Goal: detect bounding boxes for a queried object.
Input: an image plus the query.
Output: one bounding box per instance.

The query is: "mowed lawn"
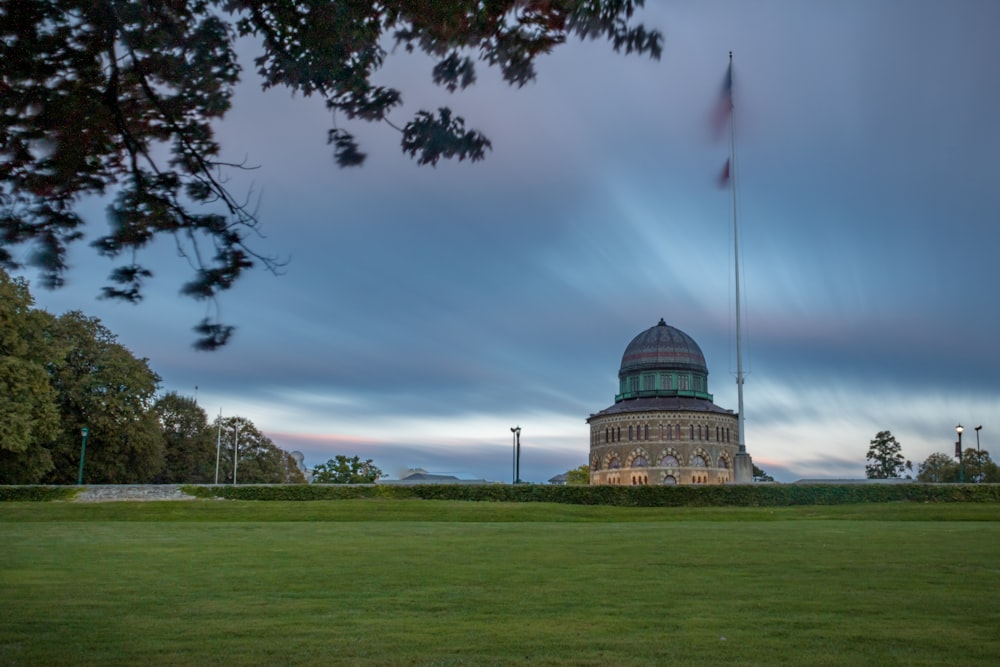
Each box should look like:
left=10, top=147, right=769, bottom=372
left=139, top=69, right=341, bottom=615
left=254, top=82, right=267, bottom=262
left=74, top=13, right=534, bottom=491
left=1, top=500, right=999, bottom=666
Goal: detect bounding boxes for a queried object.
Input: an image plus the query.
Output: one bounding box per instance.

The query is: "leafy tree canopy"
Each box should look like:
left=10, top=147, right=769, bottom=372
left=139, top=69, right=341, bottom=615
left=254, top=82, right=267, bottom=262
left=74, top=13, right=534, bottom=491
left=752, top=464, right=773, bottom=483
left=154, top=391, right=218, bottom=483
left=312, top=454, right=383, bottom=484
left=958, top=447, right=998, bottom=484
left=45, top=311, right=164, bottom=483
left=0, top=270, right=61, bottom=483
left=213, top=415, right=307, bottom=484
left=565, top=464, right=590, bottom=485
left=916, top=452, right=958, bottom=484
left=865, top=430, right=912, bottom=480
left=917, top=449, right=998, bottom=484
left=0, top=1, right=661, bottom=348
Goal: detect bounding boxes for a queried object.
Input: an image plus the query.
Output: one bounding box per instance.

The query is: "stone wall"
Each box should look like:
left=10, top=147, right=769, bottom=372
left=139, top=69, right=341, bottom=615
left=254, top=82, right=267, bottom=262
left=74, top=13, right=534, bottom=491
left=73, top=485, right=198, bottom=502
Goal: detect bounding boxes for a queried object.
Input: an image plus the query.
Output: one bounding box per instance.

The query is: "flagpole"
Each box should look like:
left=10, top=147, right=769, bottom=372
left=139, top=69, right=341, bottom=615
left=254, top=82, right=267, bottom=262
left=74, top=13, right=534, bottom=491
left=728, top=51, right=746, bottom=455
left=725, top=52, right=754, bottom=483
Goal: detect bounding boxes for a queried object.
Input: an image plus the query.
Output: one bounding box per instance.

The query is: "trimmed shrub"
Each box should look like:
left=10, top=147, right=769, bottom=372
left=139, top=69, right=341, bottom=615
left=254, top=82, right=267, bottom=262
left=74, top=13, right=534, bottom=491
left=180, top=483, right=1000, bottom=505
left=0, top=486, right=81, bottom=502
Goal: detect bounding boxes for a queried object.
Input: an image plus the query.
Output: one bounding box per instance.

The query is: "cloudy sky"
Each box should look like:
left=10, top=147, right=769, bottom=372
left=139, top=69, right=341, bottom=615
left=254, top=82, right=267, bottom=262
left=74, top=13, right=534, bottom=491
left=14, top=0, right=1000, bottom=482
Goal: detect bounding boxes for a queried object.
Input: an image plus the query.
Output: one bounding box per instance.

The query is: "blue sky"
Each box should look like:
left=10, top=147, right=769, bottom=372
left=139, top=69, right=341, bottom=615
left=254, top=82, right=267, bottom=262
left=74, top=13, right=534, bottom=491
left=14, top=0, right=1000, bottom=481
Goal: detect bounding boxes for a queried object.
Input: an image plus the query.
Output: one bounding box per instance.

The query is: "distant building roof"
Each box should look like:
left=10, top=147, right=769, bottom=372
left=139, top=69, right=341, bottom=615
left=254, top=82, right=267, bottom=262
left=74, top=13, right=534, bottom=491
left=793, top=478, right=912, bottom=484
left=377, top=471, right=492, bottom=485
left=548, top=473, right=568, bottom=485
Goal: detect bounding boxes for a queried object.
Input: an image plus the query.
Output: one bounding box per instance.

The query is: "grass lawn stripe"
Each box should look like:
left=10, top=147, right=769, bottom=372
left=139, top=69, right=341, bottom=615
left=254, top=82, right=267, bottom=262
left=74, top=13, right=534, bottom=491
left=1, top=501, right=998, bottom=665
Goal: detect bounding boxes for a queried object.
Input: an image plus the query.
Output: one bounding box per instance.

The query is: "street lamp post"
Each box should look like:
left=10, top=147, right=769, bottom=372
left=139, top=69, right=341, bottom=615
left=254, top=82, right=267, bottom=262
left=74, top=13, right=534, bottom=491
left=515, top=428, right=521, bottom=484
left=956, top=424, right=964, bottom=484
left=975, top=425, right=983, bottom=483
left=233, top=420, right=241, bottom=485
left=510, top=426, right=521, bottom=484
left=77, top=426, right=89, bottom=485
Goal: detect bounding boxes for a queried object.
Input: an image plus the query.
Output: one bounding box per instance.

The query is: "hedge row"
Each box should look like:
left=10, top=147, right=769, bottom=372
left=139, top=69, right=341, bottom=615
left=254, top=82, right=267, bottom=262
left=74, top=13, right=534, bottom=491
left=3, top=483, right=996, bottom=504
left=0, top=486, right=80, bottom=502
left=180, top=483, right=1000, bottom=505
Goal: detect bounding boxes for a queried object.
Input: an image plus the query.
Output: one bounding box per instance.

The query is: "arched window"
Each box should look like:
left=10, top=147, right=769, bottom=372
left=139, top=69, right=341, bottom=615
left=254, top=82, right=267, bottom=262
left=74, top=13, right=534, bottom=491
left=608, top=457, right=621, bottom=470
left=663, top=475, right=677, bottom=485
left=628, top=425, right=634, bottom=441
left=718, top=457, right=730, bottom=469
left=689, top=425, right=694, bottom=440
left=644, top=424, right=649, bottom=440
left=632, top=456, right=648, bottom=468
left=659, top=455, right=679, bottom=467
left=692, top=455, right=707, bottom=467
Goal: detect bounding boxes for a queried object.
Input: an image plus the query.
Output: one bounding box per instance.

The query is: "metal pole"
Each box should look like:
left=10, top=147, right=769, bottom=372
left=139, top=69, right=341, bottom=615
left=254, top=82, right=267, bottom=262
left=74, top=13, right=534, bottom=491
left=77, top=426, right=89, bottom=485
left=975, top=425, right=982, bottom=483
left=956, top=425, right=964, bottom=483
left=510, top=426, right=518, bottom=484
left=214, top=410, right=222, bottom=484
left=515, top=429, right=521, bottom=484
left=233, top=420, right=240, bottom=485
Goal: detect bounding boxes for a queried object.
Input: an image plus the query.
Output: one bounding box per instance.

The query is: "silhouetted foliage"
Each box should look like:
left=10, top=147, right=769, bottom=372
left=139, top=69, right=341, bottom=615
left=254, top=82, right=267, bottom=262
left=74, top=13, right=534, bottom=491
left=0, top=1, right=661, bottom=347
left=865, top=430, right=912, bottom=479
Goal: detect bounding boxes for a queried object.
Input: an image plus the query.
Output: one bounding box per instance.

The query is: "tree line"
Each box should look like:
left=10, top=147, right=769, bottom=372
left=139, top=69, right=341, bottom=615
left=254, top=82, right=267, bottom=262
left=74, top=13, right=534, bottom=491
left=867, top=430, right=998, bottom=483
left=0, top=268, right=305, bottom=485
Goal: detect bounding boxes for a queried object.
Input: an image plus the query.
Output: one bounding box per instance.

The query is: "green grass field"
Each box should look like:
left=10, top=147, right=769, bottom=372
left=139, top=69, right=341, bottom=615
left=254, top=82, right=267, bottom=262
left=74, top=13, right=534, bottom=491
left=2, top=500, right=999, bottom=666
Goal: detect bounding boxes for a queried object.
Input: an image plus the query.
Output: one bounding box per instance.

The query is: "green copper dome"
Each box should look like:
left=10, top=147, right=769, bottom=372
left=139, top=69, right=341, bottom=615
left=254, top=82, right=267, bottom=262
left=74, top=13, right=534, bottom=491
left=615, top=319, right=713, bottom=402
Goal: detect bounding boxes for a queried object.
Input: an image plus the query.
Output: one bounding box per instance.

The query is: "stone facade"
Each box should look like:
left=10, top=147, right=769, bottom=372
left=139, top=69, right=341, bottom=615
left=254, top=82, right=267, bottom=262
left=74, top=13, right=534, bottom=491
left=587, top=319, right=741, bottom=486
left=589, top=409, right=737, bottom=485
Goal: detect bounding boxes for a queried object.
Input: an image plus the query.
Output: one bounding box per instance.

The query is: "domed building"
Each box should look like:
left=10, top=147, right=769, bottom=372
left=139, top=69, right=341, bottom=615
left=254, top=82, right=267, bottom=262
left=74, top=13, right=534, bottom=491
left=587, top=319, right=751, bottom=485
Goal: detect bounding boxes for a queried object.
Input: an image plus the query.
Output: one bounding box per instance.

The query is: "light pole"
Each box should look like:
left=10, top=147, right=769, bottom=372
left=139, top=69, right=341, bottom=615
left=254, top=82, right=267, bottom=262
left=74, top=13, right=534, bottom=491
left=214, top=410, right=222, bottom=485
left=975, top=425, right=983, bottom=483
left=510, top=426, right=521, bottom=484
left=233, top=420, right=241, bottom=485
left=77, top=426, right=89, bottom=485
left=955, top=424, right=964, bottom=484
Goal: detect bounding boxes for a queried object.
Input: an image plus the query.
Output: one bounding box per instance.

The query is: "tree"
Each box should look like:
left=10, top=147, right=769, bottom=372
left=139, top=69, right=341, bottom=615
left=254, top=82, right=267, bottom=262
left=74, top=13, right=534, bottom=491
left=0, top=1, right=662, bottom=348
left=916, top=452, right=958, bottom=483
left=44, top=312, right=164, bottom=484
left=752, top=464, right=774, bottom=483
left=312, top=455, right=383, bottom=484
left=865, top=430, right=912, bottom=479
left=565, top=464, right=590, bottom=485
left=154, top=392, right=218, bottom=483
left=213, top=415, right=306, bottom=484
left=959, top=447, right=999, bottom=484
left=0, top=270, right=61, bottom=483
